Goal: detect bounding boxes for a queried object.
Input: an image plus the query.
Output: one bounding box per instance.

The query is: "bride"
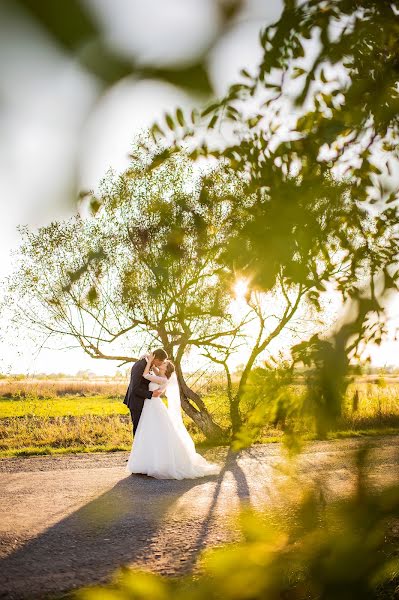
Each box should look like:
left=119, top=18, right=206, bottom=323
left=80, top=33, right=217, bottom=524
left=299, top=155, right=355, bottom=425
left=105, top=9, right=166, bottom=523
left=126, top=353, right=220, bottom=480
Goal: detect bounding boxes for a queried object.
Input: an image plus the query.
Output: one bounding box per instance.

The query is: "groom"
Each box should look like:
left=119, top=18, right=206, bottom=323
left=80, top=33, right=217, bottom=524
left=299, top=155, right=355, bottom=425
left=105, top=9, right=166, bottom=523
left=124, top=348, right=168, bottom=434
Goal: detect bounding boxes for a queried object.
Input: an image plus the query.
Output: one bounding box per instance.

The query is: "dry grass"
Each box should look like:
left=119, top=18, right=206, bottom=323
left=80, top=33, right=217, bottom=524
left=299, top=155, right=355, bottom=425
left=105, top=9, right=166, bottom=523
left=0, top=379, right=127, bottom=399
left=340, top=381, right=399, bottom=425
left=0, top=371, right=230, bottom=399
left=0, top=415, right=132, bottom=456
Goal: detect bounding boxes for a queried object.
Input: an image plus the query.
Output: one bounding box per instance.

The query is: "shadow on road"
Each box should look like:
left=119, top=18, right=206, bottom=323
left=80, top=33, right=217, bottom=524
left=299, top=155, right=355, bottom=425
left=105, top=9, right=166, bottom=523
left=0, top=471, right=214, bottom=599
left=183, top=449, right=252, bottom=571
left=0, top=448, right=257, bottom=599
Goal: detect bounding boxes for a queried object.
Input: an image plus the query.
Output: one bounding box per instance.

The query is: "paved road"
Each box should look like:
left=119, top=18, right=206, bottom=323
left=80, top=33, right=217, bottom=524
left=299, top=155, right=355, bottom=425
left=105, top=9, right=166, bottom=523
left=0, top=437, right=398, bottom=599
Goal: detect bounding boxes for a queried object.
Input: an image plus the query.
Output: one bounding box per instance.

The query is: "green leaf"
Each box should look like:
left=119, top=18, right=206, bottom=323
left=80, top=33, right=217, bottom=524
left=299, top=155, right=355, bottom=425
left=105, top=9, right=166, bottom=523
left=292, top=67, right=306, bottom=79
left=175, top=107, right=184, bottom=127
left=368, top=163, right=382, bottom=175
left=208, top=114, right=219, bottom=129
left=191, top=108, right=199, bottom=125
left=165, top=113, right=175, bottom=131
left=201, top=103, right=220, bottom=118
left=240, top=68, right=251, bottom=79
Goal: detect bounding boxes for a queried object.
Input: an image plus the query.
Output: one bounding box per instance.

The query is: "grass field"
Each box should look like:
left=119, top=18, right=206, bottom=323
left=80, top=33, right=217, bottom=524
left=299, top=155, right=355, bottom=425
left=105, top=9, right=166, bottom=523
left=0, top=395, right=128, bottom=418
left=0, top=377, right=398, bottom=457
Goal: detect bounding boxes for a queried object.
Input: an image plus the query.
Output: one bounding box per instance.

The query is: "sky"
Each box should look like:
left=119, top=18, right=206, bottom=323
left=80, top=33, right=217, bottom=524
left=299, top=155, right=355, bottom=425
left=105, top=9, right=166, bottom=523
left=0, top=0, right=398, bottom=375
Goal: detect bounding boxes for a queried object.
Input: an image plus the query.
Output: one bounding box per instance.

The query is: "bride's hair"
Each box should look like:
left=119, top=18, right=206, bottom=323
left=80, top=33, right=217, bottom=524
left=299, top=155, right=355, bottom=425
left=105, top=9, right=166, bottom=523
left=165, top=360, right=175, bottom=379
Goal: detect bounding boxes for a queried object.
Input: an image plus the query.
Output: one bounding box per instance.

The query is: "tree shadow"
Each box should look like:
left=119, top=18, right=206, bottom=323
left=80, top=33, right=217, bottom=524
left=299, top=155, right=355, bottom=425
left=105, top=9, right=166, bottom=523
left=182, top=449, right=252, bottom=572
left=0, top=472, right=210, bottom=599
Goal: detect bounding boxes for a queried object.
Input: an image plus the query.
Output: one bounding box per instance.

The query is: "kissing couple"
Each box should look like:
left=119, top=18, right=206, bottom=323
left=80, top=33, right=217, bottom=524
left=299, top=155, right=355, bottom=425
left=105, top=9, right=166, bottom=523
left=123, top=348, right=220, bottom=480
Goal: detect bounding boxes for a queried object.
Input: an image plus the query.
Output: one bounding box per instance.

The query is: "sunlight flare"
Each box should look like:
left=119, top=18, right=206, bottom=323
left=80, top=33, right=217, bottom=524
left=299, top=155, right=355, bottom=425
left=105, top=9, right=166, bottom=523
left=234, top=278, right=249, bottom=300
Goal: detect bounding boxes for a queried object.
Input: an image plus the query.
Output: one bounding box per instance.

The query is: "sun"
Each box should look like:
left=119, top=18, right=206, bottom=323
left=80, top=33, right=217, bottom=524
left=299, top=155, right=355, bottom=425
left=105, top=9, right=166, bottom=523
left=233, top=278, right=249, bottom=300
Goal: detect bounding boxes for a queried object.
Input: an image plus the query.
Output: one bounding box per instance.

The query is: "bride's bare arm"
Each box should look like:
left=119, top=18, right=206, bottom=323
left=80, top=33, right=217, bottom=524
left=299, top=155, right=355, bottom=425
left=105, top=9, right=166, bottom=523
left=143, top=355, right=152, bottom=378
left=143, top=372, right=167, bottom=384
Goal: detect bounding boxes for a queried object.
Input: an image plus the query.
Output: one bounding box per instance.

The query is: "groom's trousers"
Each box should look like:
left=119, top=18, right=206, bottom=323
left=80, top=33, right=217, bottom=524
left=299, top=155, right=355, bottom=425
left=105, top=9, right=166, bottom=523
left=123, top=358, right=153, bottom=435
left=130, top=399, right=145, bottom=435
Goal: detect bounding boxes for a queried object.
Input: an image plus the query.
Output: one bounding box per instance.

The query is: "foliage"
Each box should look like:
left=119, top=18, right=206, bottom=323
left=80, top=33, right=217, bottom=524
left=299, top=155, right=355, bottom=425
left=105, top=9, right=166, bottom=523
left=232, top=362, right=300, bottom=452
left=6, top=0, right=246, bottom=94
left=150, top=0, right=399, bottom=296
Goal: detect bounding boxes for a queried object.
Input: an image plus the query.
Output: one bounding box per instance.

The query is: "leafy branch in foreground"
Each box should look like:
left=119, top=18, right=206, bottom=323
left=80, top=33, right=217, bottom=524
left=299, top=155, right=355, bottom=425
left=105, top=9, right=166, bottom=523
left=147, top=0, right=399, bottom=320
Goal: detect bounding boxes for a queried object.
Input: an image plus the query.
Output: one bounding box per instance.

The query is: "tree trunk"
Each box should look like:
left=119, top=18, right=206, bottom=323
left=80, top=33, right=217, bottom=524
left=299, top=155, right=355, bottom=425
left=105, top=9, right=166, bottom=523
left=230, top=396, right=242, bottom=436
left=180, top=395, right=225, bottom=441
left=175, top=363, right=226, bottom=442
left=157, top=334, right=226, bottom=442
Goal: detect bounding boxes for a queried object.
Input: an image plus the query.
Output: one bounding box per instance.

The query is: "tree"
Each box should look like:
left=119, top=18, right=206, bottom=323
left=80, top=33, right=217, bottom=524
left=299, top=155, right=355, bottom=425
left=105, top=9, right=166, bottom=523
left=7, top=153, right=248, bottom=440
left=200, top=281, right=320, bottom=435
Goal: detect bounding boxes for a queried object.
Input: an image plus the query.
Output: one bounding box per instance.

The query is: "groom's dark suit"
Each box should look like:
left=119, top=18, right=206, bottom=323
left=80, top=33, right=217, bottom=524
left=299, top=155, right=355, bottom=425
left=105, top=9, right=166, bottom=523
left=123, top=358, right=153, bottom=434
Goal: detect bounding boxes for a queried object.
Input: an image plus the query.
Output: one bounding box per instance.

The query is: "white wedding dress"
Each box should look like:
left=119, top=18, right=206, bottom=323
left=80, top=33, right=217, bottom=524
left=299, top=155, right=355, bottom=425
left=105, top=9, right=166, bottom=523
left=126, top=375, right=220, bottom=480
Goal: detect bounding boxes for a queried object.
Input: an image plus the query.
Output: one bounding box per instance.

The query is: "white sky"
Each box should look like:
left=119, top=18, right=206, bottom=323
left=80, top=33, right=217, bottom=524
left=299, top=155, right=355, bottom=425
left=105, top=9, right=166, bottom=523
left=0, top=0, right=397, bottom=375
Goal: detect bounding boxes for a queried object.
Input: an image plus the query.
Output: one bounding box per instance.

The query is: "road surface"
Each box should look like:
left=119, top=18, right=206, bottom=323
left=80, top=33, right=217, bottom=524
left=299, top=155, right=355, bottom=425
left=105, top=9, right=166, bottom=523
left=0, top=436, right=398, bottom=599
